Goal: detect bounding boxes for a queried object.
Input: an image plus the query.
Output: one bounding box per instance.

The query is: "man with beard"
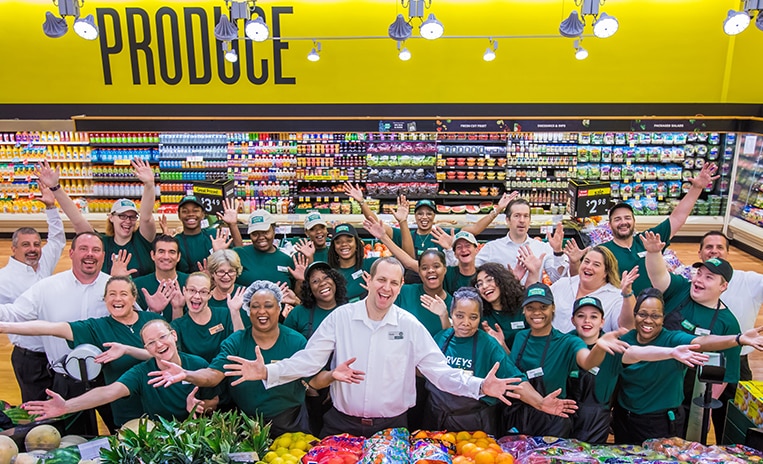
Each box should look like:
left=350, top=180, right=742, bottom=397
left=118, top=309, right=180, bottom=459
left=601, top=162, right=718, bottom=295
left=0, top=183, right=65, bottom=402
left=0, top=232, right=111, bottom=435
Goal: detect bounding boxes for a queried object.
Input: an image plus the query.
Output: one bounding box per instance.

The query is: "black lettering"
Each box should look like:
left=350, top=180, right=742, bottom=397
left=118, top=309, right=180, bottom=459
left=96, top=8, right=122, bottom=85
left=271, top=6, right=295, bottom=85
left=155, top=7, right=182, bottom=85
left=213, top=7, right=240, bottom=84
left=125, top=8, right=156, bottom=85
left=184, top=7, right=212, bottom=84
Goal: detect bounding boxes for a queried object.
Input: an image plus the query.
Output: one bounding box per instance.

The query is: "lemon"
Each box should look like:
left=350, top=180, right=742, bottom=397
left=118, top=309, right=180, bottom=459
left=263, top=451, right=278, bottom=462
left=275, top=447, right=290, bottom=457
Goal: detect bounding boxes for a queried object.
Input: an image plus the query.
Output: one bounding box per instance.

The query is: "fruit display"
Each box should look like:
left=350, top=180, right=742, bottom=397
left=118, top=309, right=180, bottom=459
left=258, top=431, right=318, bottom=463
left=23, top=425, right=60, bottom=452
left=0, top=435, right=18, bottom=464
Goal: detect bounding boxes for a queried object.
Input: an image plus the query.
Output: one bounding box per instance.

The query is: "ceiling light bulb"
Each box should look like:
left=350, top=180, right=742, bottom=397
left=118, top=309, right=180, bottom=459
left=398, top=47, right=411, bottom=61
left=723, top=10, right=751, bottom=35
left=245, top=17, right=269, bottom=42
left=42, top=11, right=68, bottom=38
left=575, top=46, right=589, bottom=60
left=307, top=48, right=320, bottom=62
left=420, top=13, right=444, bottom=40
left=592, top=12, right=619, bottom=38
left=225, top=48, right=238, bottom=63
left=73, top=14, right=98, bottom=40
left=483, top=47, right=496, bottom=62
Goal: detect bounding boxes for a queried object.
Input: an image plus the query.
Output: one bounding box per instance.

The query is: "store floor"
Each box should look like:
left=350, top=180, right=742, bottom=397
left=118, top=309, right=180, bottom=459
left=0, top=239, right=761, bottom=442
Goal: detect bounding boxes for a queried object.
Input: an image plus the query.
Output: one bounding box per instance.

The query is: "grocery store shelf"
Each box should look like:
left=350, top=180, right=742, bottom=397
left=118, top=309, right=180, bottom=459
left=437, top=166, right=506, bottom=171
left=437, top=194, right=502, bottom=200
left=728, top=217, right=763, bottom=252
left=90, top=143, right=158, bottom=147
left=440, top=179, right=506, bottom=184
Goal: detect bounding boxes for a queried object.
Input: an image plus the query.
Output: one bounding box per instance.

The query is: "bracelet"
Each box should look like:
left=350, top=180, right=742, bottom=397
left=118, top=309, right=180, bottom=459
left=49, top=184, right=61, bottom=192
left=621, top=291, right=634, bottom=298
left=553, top=251, right=564, bottom=257
left=45, top=205, right=57, bottom=210
left=736, top=333, right=743, bottom=346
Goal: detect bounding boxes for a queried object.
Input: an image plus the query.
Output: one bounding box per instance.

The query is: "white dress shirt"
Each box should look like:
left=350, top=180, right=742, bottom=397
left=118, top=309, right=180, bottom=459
left=475, top=234, right=568, bottom=283
left=550, top=275, right=623, bottom=333
left=721, top=270, right=763, bottom=356
left=0, top=208, right=66, bottom=351
left=0, top=271, right=110, bottom=372
left=264, top=299, right=483, bottom=418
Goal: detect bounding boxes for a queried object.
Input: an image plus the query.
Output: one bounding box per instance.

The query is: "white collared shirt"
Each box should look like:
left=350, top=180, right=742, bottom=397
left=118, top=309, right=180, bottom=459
left=264, top=299, right=482, bottom=418
left=475, top=233, right=568, bottom=283
left=722, top=270, right=763, bottom=356
left=550, top=275, right=623, bottom=333
left=0, top=270, right=111, bottom=372
left=0, top=208, right=66, bottom=351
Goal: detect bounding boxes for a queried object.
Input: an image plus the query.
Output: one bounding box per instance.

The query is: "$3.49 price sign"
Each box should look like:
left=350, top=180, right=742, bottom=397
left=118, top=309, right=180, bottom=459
left=192, top=185, right=225, bottom=216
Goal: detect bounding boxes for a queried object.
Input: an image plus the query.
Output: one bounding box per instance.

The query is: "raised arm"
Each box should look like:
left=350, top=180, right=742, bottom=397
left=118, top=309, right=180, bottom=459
left=363, top=217, right=418, bottom=271
left=515, top=382, right=578, bottom=418
left=132, top=159, right=157, bottom=242
left=0, top=320, right=73, bottom=340
left=617, top=267, right=639, bottom=329
left=577, top=328, right=629, bottom=371
left=622, top=343, right=709, bottom=366
left=461, top=191, right=516, bottom=235
left=39, top=180, right=66, bottom=257
left=693, top=326, right=763, bottom=352
left=23, top=384, right=128, bottom=421
left=391, top=195, right=415, bottom=259
left=148, top=359, right=226, bottom=388
left=35, top=161, right=94, bottom=234
left=641, top=231, right=670, bottom=292
left=218, top=198, right=244, bottom=248
left=343, top=182, right=393, bottom=236
left=668, top=163, right=718, bottom=238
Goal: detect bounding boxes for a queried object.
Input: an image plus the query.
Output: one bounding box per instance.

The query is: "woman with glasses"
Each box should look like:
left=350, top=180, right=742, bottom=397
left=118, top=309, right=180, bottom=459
left=207, top=250, right=249, bottom=324
left=170, top=272, right=245, bottom=362
left=36, top=159, right=158, bottom=277
left=0, top=276, right=163, bottom=430
left=473, top=263, right=526, bottom=353
left=23, top=319, right=219, bottom=423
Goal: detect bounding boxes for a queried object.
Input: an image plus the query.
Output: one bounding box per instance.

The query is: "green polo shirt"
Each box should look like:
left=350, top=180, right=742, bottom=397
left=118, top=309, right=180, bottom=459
left=67, top=311, right=162, bottom=426
left=171, top=307, right=236, bottom=362
left=434, top=328, right=525, bottom=406
left=663, top=273, right=742, bottom=383
left=567, top=333, right=624, bottom=405
left=313, top=246, right=329, bottom=264
left=209, top=327, right=307, bottom=419
left=482, top=308, right=526, bottom=350
left=444, top=266, right=476, bottom=294
left=175, top=229, right=217, bottom=274
left=509, top=329, right=588, bottom=398
left=618, top=328, right=696, bottom=414
left=233, top=246, right=294, bottom=288
left=395, top=284, right=453, bottom=337
left=117, top=352, right=217, bottom=422
left=284, top=304, right=337, bottom=340
left=335, top=257, right=377, bottom=303
left=208, top=285, right=251, bottom=329
left=100, top=232, right=154, bottom=278
left=392, top=228, right=452, bottom=257
left=600, top=218, right=672, bottom=295
left=134, top=272, right=189, bottom=322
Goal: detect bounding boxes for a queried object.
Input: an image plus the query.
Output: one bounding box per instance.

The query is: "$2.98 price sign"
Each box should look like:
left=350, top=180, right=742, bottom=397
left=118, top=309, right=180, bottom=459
left=569, top=182, right=612, bottom=218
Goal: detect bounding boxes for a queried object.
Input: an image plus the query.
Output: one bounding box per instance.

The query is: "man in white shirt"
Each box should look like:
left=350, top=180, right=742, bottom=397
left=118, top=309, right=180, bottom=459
left=0, top=231, right=110, bottom=434
left=0, top=186, right=65, bottom=402
left=475, top=198, right=567, bottom=283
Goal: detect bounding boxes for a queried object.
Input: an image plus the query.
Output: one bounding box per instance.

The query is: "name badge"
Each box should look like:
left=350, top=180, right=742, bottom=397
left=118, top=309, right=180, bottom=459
left=570, top=370, right=579, bottom=379
left=463, top=370, right=474, bottom=378
left=388, top=331, right=404, bottom=340
left=681, top=319, right=697, bottom=332
left=201, top=218, right=210, bottom=229
left=526, top=367, right=544, bottom=379
left=351, top=270, right=364, bottom=280
left=637, top=251, right=647, bottom=258
left=277, top=265, right=289, bottom=273
left=208, top=323, right=224, bottom=335
left=510, top=321, right=525, bottom=330
left=694, top=327, right=711, bottom=336
left=589, top=367, right=600, bottom=376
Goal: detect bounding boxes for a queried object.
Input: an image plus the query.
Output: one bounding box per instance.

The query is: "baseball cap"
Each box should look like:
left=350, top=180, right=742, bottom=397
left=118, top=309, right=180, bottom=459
left=178, top=195, right=203, bottom=209
left=110, top=199, right=138, bottom=215
left=415, top=199, right=436, bottom=212
left=453, top=231, right=478, bottom=247
left=692, top=257, right=733, bottom=282
left=572, top=296, right=604, bottom=316
left=608, top=202, right=634, bottom=218
left=522, top=282, right=554, bottom=307
left=333, top=223, right=359, bottom=240
left=304, top=212, right=327, bottom=230
left=305, top=261, right=332, bottom=281
left=247, top=209, right=276, bottom=234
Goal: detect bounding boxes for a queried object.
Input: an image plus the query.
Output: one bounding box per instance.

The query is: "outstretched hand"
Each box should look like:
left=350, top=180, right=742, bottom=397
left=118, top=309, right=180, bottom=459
left=671, top=344, right=710, bottom=368
left=639, top=231, right=665, bottom=253
left=223, top=346, right=268, bottom=386
left=147, top=359, right=187, bottom=388
left=331, top=358, right=365, bottom=384
left=481, top=321, right=508, bottom=352
left=186, top=386, right=205, bottom=418
left=740, top=326, right=763, bottom=351
left=110, top=250, right=137, bottom=277
left=595, top=327, right=630, bottom=355
left=22, top=389, right=66, bottom=421
left=480, top=362, right=524, bottom=407
left=95, top=342, right=128, bottom=364
left=538, top=388, right=578, bottom=418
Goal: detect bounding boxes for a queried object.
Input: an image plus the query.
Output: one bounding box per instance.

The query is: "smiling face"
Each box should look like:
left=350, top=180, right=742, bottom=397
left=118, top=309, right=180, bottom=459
left=110, top=211, right=138, bottom=240
left=451, top=298, right=481, bottom=338
left=178, top=203, right=204, bottom=233
left=454, top=240, right=477, bottom=265
left=415, top=207, right=435, bottom=233
left=70, top=234, right=106, bottom=280
left=105, top=279, right=137, bottom=320
left=152, top=240, right=181, bottom=273
left=306, top=224, right=328, bottom=249
left=572, top=307, right=604, bottom=344
left=418, top=252, right=446, bottom=292
left=142, top=322, right=178, bottom=363
left=184, top=274, right=212, bottom=315
left=507, top=203, right=531, bottom=239
left=690, top=266, right=728, bottom=305
left=579, top=249, right=607, bottom=288
left=308, top=269, right=337, bottom=307
left=248, top=289, right=281, bottom=333
left=699, top=234, right=729, bottom=261
left=523, top=302, right=554, bottom=332
left=635, top=297, right=664, bottom=344
left=332, top=235, right=357, bottom=263
left=211, top=262, right=237, bottom=293
left=475, top=271, right=500, bottom=306
left=250, top=226, right=276, bottom=252
left=367, top=260, right=404, bottom=313
left=609, top=207, right=635, bottom=241
left=12, top=232, right=42, bottom=268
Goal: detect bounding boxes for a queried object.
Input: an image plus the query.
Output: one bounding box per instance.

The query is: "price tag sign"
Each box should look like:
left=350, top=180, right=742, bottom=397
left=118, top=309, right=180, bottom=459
left=192, top=179, right=235, bottom=216
left=568, top=179, right=612, bottom=218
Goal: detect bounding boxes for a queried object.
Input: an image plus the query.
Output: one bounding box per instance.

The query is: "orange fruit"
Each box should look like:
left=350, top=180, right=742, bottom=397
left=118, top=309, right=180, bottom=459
left=453, top=457, right=475, bottom=464
left=472, top=431, right=488, bottom=439
left=461, top=443, right=478, bottom=458
left=488, top=443, right=503, bottom=453
left=456, top=431, right=472, bottom=442
left=474, top=439, right=490, bottom=449
left=495, top=453, right=514, bottom=464
left=474, top=450, right=496, bottom=464
left=440, top=432, right=457, bottom=444
left=413, top=430, right=428, bottom=439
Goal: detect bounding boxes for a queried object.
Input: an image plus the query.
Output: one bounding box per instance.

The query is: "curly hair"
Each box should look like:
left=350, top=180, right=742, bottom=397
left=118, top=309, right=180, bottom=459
left=242, top=280, right=283, bottom=314
left=473, top=262, right=525, bottom=316
left=451, top=286, right=484, bottom=316
left=328, top=235, right=365, bottom=271
left=300, top=267, right=349, bottom=310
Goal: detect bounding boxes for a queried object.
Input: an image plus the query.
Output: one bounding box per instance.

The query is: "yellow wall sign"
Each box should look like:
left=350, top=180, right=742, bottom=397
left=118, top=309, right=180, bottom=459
left=1, top=0, right=763, bottom=104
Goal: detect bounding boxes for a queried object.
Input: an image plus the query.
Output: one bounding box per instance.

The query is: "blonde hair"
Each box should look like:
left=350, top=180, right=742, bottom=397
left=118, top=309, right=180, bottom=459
left=584, top=246, right=621, bottom=287
left=140, top=319, right=173, bottom=341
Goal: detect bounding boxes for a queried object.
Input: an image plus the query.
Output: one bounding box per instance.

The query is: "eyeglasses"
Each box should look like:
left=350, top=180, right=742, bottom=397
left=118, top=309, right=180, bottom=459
left=186, top=288, right=210, bottom=297
left=116, top=213, right=138, bottom=222
left=309, top=274, right=332, bottom=287
left=214, top=269, right=237, bottom=278
left=475, top=275, right=495, bottom=290
left=144, top=332, right=173, bottom=349
left=635, top=312, right=664, bottom=321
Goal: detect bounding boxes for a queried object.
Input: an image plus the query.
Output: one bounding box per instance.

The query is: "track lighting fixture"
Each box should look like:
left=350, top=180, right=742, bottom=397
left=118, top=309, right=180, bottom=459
left=307, top=41, right=321, bottom=62
left=483, top=39, right=498, bottom=62
left=389, top=0, right=444, bottom=40
left=42, top=0, right=99, bottom=40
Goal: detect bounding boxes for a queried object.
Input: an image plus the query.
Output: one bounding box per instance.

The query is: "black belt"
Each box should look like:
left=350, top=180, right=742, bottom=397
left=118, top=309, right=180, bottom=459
left=12, top=346, right=47, bottom=358
left=334, top=408, right=405, bottom=427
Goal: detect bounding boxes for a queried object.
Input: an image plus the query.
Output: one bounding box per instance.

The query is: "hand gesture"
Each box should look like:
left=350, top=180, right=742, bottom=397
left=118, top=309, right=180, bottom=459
left=362, top=218, right=386, bottom=240
left=211, top=228, right=233, bottom=251
left=517, top=245, right=545, bottom=277
left=34, top=160, right=60, bottom=189
left=223, top=346, right=267, bottom=386
left=538, top=388, right=578, bottom=418
left=497, top=191, right=519, bottom=214
left=22, top=389, right=66, bottom=421
left=132, top=158, right=155, bottom=185
left=639, top=231, right=665, bottom=254
left=620, top=266, right=639, bottom=295
left=148, top=359, right=187, bottom=387
left=480, top=363, right=524, bottom=406
left=690, top=162, right=720, bottom=190
left=392, top=195, right=410, bottom=223
left=158, top=214, right=177, bottom=237
left=170, top=285, right=186, bottom=311
left=196, top=258, right=209, bottom=274
left=95, top=342, right=128, bottom=364
left=420, top=294, right=447, bottom=318
left=546, top=222, right=564, bottom=253
left=217, top=198, right=239, bottom=226
left=110, top=250, right=137, bottom=277
left=595, top=327, right=630, bottom=355
left=359, top=271, right=371, bottom=292
left=740, top=326, right=763, bottom=351
left=331, top=358, right=366, bottom=384
left=431, top=226, right=454, bottom=250
left=342, top=182, right=365, bottom=203
left=38, top=179, right=56, bottom=208
left=293, top=238, right=315, bottom=261
left=481, top=321, right=508, bottom=352
left=670, top=344, right=710, bottom=368
left=227, top=286, right=246, bottom=312
left=563, top=240, right=589, bottom=265
left=288, top=253, right=308, bottom=283
left=143, top=280, right=176, bottom=313
left=281, top=304, right=294, bottom=320
left=186, top=386, right=205, bottom=417
left=511, top=261, right=528, bottom=283
left=278, top=282, right=300, bottom=306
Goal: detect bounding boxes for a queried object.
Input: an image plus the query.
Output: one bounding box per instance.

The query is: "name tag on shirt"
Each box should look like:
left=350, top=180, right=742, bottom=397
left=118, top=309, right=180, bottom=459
left=589, top=367, right=600, bottom=376
left=388, top=331, right=404, bottom=340
left=511, top=321, right=525, bottom=330
left=695, top=327, right=711, bottom=336
left=637, top=251, right=647, bottom=258
left=208, top=323, right=224, bottom=335
left=681, top=320, right=697, bottom=332
left=351, top=270, right=364, bottom=280
left=527, top=367, right=544, bottom=379
left=277, top=265, right=289, bottom=273
left=463, top=370, right=474, bottom=378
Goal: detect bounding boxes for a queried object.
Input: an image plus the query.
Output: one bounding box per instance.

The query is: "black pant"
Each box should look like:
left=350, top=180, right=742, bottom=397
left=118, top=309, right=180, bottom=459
left=305, top=387, right=332, bottom=436
left=741, top=355, right=752, bottom=382
left=407, top=375, right=428, bottom=431
left=612, top=403, right=685, bottom=445
left=320, top=407, right=407, bottom=438
left=52, top=372, right=115, bottom=435
left=11, top=346, right=54, bottom=403
left=711, top=382, right=737, bottom=442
